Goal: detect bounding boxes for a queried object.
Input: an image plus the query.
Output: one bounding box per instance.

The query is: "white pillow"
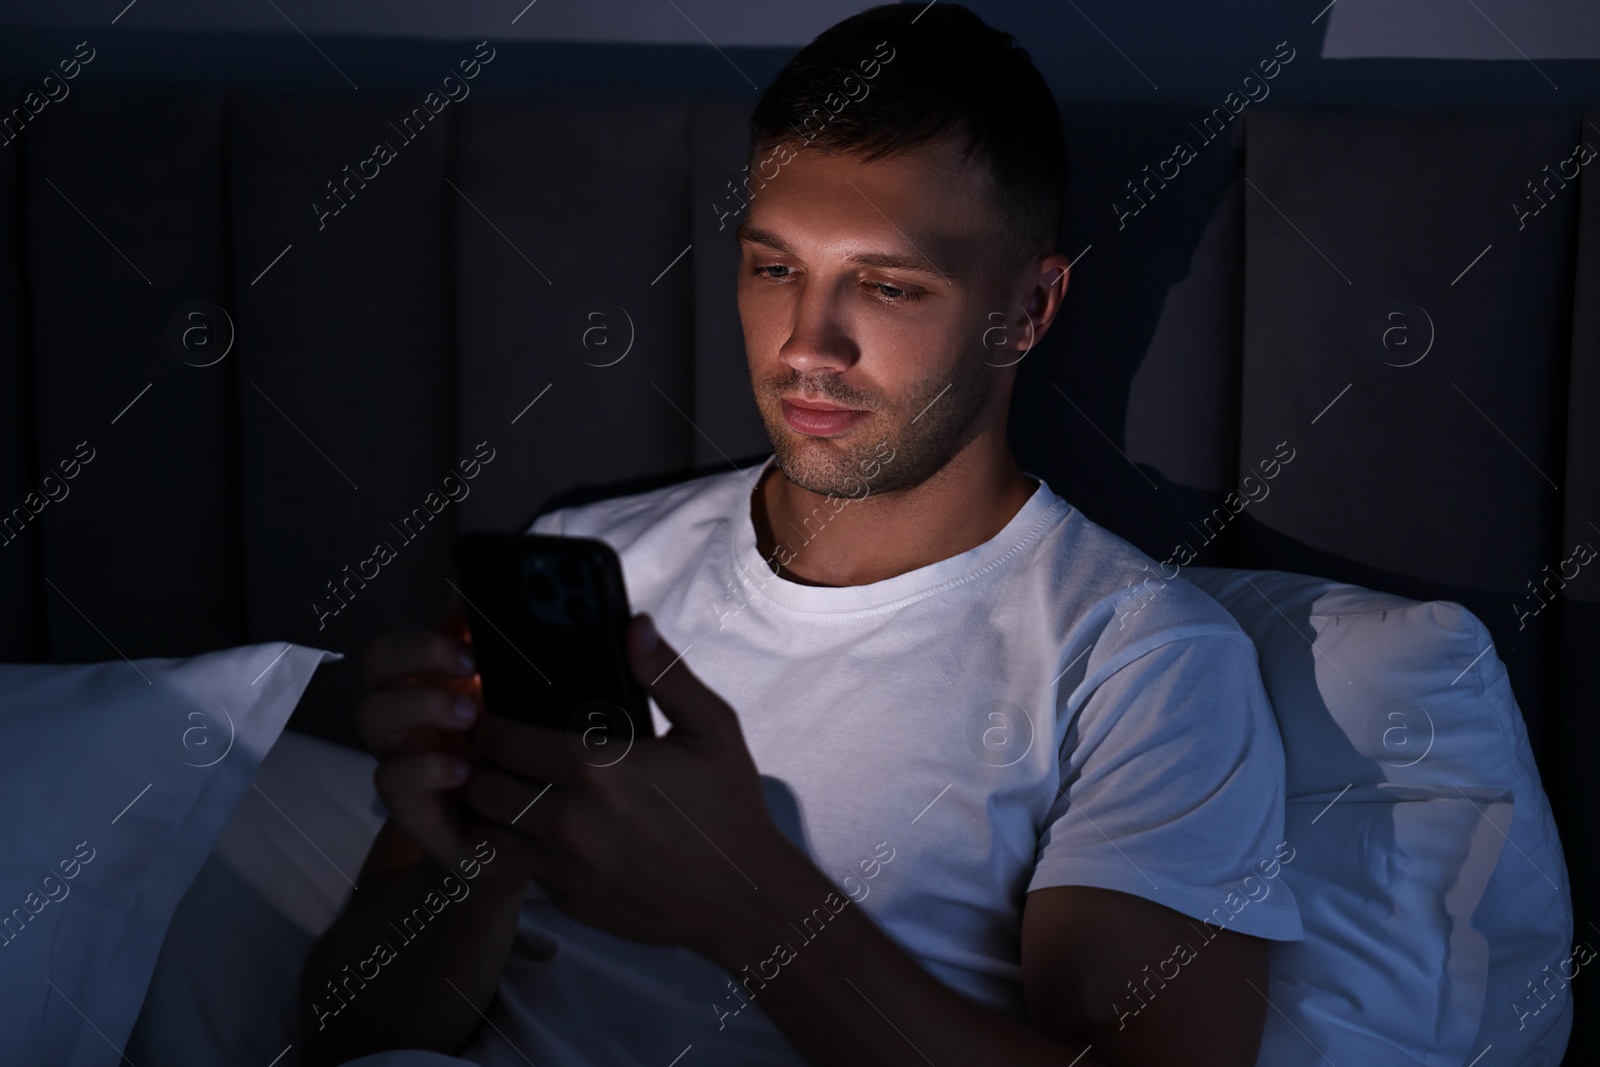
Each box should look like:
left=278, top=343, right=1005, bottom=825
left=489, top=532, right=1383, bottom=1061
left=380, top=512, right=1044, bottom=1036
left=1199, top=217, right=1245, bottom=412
left=124, top=841, right=317, bottom=1067
left=0, top=643, right=339, bottom=1066
left=210, top=727, right=386, bottom=937
left=1183, top=567, right=1573, bottom=1066
left=125, top=728, right=385, bottom=1066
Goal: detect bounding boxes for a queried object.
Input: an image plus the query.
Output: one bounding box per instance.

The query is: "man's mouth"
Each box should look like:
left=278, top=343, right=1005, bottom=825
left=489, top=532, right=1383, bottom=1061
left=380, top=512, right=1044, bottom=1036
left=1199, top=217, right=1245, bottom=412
left=780, top=397, right=869, bottom=437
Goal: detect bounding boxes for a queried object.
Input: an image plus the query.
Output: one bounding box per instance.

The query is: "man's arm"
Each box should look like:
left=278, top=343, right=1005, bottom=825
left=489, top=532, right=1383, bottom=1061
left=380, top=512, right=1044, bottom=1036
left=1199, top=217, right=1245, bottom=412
left=298, top=819, right=528, bottom=1067
left=707, top=844, right=1268, bottom=1067
left=1021, top=885, right=1269, bottom=1064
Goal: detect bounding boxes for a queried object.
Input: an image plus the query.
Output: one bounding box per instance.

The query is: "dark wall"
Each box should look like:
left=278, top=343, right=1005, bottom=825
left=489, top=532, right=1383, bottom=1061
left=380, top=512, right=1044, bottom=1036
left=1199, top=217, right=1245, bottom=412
left=0, top=3, right=1598, bottom=106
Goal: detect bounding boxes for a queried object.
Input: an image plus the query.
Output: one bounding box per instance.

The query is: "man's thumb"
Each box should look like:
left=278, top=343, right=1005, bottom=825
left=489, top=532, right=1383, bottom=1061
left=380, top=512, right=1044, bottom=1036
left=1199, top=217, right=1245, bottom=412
left=625, top=613, right=726, bottom=740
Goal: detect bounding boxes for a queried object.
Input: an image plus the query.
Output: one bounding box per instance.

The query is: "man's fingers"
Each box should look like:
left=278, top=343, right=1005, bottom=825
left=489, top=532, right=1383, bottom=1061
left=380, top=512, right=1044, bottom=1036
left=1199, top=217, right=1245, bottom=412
left=368, top=751, right=480, bottom=876
left=376, top=749, right=471, bottom=801
left=356, top=686, right=481, bottom=756
left=461, top=761, right=565, bottom=839
left=470, top=822, right=555, bottom=895
left=372, top=751, right=474, bottom=855
left=624, top=613, right=734, bottom=742
left=362, top=629, right=476, bottom=687
left=466, top=715, right=587, bottom=787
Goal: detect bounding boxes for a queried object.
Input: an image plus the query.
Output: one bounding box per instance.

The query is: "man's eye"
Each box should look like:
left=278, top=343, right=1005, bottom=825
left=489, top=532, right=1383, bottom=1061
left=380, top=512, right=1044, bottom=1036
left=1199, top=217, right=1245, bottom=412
left=749, top=265, right=921, bottom=305
left=870, top=281, right=922, bottom=304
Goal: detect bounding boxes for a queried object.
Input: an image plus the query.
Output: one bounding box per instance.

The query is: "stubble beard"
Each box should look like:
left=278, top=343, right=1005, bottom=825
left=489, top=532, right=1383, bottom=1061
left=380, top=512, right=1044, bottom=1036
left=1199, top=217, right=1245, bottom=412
left=754, top=348, right=998, bottom=500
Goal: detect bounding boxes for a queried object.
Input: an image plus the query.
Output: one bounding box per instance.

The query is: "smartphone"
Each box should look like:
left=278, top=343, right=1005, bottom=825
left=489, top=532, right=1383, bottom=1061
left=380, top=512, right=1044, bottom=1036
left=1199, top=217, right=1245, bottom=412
left=452, top=531, right=655, bottom=761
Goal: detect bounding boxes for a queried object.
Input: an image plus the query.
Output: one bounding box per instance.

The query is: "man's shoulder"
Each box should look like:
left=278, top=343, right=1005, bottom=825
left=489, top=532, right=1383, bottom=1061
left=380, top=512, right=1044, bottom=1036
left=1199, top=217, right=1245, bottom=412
left=1047, top=504, right=1249, bottom=667
left=526, top=459, right=763, bottom=548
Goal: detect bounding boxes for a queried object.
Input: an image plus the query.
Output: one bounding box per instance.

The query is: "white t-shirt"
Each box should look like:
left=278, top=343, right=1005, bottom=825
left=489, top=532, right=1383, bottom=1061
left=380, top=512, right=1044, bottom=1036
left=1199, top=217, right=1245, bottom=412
left=451, top=454, right=1302, bottom=1067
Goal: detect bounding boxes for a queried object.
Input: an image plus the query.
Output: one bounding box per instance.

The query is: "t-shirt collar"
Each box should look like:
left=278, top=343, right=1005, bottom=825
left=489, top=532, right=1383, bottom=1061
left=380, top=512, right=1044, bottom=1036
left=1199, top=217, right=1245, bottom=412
left=728, top=454, right=1068, bottom=617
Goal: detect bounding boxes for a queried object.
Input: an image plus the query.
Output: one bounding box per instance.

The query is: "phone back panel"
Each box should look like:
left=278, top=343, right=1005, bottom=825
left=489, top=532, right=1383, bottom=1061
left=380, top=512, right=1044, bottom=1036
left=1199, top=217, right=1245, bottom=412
left=454, top=532, right=654, bottom=746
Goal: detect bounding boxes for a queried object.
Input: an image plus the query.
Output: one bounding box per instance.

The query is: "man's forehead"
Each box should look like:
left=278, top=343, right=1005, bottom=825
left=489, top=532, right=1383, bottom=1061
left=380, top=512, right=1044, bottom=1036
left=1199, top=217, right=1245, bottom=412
left=737, top=214, right=973, bottom=284
left=756, top=137, right=989, bottom=209
left=734, top=146, right=994, bottom=282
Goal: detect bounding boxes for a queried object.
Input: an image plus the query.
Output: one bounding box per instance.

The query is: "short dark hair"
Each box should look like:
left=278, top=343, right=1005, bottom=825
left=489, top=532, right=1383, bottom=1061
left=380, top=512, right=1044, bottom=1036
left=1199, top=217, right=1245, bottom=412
left=747, top=2, right=1066, bottom=270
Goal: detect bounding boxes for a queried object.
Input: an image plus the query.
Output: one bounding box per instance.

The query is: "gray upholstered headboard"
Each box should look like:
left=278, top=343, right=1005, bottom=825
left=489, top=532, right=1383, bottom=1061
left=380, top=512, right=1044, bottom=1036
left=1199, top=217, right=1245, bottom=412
left=1, top=83, right=1595, bottom=923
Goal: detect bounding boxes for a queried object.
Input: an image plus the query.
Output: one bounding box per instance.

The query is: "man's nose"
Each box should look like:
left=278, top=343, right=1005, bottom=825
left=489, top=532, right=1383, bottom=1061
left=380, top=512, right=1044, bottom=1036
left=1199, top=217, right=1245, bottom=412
left=777, top=281, right=858, bottom=375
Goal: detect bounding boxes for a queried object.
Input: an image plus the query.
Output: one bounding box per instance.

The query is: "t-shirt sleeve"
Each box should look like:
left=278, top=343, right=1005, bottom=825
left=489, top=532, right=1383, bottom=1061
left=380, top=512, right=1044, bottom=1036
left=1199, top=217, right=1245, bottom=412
left=1027, top=629, right=1303, bottom=941
left=526, top=508, right=565, bottom=536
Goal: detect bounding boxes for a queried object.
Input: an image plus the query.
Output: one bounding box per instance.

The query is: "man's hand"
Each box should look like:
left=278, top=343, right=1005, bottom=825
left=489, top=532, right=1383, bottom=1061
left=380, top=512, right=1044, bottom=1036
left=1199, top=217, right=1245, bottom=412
left=459, top=612, right=792, bottom=954
left=355, top=590, right=501, bottom=886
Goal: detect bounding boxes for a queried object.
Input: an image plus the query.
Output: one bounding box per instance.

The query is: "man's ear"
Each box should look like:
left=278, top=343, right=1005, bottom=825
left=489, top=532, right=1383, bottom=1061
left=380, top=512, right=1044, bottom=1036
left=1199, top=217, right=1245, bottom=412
left=1015, top=255, right=1071, bottom=353
left=988, top=255, right=1070, bottom=364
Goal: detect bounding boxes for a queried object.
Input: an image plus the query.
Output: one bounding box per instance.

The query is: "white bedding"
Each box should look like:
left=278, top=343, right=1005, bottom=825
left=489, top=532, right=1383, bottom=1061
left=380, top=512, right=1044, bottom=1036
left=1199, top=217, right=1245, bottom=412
left=124, top=728, right=386, bottom=1067
left=123, top=572, right=1574, bottom=1067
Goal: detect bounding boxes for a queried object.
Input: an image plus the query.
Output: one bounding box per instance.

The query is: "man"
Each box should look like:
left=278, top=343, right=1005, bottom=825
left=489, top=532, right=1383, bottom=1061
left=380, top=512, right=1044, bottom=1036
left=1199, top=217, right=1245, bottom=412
left=301, top=4, right=1301, bottom=1065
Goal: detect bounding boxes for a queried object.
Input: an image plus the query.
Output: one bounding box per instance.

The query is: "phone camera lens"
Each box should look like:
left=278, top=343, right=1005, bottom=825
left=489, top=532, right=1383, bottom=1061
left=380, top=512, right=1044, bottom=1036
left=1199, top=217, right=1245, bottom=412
left=527, top=571, right=558, bottom=603
left=556, top=559, right=586, bottom=588
left=564, top=593, right=595, bottom=625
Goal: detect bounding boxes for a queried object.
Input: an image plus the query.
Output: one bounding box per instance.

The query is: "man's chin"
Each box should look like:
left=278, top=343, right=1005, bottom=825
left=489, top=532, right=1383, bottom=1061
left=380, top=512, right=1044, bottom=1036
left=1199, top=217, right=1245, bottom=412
left=769, top=443, right=872, bottom=498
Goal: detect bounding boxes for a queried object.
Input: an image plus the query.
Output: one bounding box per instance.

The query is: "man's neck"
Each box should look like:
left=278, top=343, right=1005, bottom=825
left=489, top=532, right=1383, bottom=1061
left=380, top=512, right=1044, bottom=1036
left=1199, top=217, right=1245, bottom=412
left=750, top=446, right=1039, bottom=588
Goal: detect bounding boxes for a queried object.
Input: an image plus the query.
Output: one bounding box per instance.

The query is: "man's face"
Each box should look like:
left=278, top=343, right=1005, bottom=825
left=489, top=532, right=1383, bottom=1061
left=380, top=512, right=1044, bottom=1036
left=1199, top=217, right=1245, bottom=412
left=736, top=136, right=1024, bottom=499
